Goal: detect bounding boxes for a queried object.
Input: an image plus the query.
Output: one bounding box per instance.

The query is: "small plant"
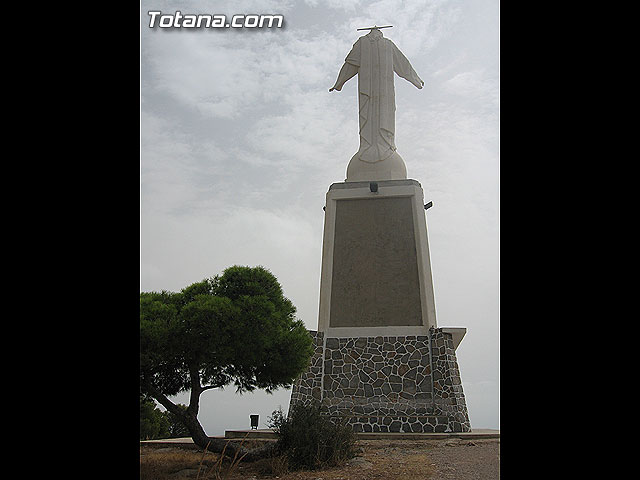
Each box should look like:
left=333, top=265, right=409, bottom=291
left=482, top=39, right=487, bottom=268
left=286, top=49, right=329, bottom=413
left=272, top=455, right=289, bottom=475
left=268, top=403, right=357, bottom=471
left=196, top=435, right=249, bottom=480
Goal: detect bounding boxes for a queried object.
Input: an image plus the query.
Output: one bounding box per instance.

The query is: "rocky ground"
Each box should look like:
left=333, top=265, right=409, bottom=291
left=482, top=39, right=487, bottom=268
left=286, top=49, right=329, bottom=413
left=140, top=437, right=499, bottom=479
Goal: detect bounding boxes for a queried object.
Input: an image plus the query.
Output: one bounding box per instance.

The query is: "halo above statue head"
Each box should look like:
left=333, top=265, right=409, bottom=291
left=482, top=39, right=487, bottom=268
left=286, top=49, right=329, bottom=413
left=356, top=25, right=393, bottom=31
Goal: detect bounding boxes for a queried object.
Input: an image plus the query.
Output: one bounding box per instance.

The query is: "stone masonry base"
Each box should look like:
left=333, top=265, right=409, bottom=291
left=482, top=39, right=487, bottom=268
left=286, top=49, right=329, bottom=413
left=289, top=329, right=471, bottom=433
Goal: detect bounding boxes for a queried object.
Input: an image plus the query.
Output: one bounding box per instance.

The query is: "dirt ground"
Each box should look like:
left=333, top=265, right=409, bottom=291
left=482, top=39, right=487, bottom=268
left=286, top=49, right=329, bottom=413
left=140, top=437, right=500, bottom=479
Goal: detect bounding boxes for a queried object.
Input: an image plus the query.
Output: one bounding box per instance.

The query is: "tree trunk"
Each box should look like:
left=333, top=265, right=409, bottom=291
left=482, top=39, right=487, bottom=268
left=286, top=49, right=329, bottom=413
left=180, top=409, right=277, bottom=461
left=144, top=382, right=276, bottom=461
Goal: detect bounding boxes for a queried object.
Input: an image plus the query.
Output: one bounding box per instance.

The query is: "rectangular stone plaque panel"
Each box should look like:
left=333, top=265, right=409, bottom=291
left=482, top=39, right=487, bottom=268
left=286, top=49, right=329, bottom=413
left=329, top=196, right=422, bottom=327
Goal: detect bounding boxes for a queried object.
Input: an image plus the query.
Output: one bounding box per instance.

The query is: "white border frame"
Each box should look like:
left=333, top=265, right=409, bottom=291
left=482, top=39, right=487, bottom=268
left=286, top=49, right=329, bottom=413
left=317, top=180, right=437, bottom=338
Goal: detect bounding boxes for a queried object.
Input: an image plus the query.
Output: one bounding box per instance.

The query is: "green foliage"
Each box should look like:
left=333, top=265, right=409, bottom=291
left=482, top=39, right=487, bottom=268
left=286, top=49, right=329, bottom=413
left=165, top=404, right=190, bottom=438
left=268, top=403, right=357, bottom=471
left=140, top=396, right=190, bottom=439
left=140, top=395, right=170, bottom=440
left=140, top=265, right=314, bottom=399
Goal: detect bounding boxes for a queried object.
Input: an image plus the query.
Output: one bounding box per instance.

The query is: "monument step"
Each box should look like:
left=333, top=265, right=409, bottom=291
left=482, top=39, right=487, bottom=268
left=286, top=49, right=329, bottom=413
left=224, top=428, right=499, bottom=440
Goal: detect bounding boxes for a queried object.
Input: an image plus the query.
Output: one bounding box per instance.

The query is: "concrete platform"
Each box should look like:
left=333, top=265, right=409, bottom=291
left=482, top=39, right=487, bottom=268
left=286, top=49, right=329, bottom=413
left=140, top=437, right=199, bottom=449
left=224, top=428, right=276, bottom=439
left=224, top=428, right=499, bottom=440
left=141, top=428, right=500, bottom=447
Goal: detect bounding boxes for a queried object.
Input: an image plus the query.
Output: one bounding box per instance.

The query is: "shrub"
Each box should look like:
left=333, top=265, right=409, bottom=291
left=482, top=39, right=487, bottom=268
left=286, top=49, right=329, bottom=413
left=268, top=403, right=357, bottom=471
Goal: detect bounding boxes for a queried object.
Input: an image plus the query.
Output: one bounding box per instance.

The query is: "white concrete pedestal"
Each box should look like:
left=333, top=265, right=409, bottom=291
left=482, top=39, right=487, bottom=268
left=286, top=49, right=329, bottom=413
left=318, top=179, right=437, bottom=338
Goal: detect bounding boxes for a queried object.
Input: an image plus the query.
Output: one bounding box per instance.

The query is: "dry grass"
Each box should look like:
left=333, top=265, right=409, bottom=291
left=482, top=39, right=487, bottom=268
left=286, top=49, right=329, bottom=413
left=139, top=441, right=435, bottom=480
left=140, top=438, right=498, bottom=480
left=197, top=436, right=249, bottom=479
left=140, top=447, right=206, bottom=479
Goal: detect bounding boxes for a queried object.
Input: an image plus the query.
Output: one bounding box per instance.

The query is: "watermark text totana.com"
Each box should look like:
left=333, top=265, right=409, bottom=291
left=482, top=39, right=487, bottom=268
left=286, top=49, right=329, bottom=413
left=147, top=11, right=284, bottom=29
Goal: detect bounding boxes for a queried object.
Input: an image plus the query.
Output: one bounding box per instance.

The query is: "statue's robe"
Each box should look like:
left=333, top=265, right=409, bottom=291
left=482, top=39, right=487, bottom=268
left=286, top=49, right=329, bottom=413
left=331, top=30, right=424, bottom=164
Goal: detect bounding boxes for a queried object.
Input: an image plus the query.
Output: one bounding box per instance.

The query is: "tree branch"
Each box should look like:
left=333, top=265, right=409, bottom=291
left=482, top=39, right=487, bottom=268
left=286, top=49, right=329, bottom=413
left=142, top=381, right=183, bottom=418
left=187, top=366, right=202, bottom=417
left=201, top=383, right=226, bottom=392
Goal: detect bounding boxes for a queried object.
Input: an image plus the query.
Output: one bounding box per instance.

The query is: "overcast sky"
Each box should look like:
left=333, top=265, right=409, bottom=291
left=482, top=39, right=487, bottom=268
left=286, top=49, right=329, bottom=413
left=141, top=0, right=499, bottom=434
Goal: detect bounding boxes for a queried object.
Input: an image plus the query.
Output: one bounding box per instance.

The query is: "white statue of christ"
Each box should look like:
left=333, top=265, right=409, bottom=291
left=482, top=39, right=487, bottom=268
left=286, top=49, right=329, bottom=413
left=330, top=28, right=424, bottom=182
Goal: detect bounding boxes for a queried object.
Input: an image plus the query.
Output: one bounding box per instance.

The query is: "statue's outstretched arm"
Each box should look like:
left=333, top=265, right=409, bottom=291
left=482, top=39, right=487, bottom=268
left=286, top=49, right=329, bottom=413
left=392, top=42, right=424, bottom=89
left=329, top=62, right=358, bottom=92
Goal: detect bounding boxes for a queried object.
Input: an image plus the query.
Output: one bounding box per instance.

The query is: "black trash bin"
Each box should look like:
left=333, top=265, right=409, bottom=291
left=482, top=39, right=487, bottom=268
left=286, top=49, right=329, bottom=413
left=250, top=414, right=259, bottom=430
